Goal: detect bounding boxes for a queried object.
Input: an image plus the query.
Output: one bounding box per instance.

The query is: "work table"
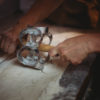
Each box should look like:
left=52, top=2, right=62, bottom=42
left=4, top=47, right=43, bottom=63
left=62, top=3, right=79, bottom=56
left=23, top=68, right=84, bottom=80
left=0, top=13, right=97, bottom=100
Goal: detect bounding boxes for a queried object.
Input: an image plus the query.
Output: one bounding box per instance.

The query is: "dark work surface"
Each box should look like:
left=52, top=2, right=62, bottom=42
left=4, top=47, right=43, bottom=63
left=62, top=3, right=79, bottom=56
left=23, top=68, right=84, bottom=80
left=52, top=54, right=96, bottom=100
left=85, top=54, right=100, bottom=100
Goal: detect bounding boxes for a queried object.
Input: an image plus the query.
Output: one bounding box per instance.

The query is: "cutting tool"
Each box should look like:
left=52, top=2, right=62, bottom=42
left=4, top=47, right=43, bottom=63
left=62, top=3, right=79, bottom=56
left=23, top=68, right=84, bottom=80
left=17, top=26, right=54, bottom=70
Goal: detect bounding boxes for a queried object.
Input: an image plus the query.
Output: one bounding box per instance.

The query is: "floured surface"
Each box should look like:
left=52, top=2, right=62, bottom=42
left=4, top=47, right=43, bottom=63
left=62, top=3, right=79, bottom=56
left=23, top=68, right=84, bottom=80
left=0, top=31, right=82, bottom=100
left=0, top=59, right=64, bottom=100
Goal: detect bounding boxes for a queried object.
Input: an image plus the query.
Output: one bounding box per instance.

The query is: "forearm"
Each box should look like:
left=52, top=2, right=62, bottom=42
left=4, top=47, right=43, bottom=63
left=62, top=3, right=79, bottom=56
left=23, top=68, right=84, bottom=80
left=18, top=0, right=64, bottom=27
left=13, top=0, right=64, bottom=35
left=89, top=34, right=100, bottom=53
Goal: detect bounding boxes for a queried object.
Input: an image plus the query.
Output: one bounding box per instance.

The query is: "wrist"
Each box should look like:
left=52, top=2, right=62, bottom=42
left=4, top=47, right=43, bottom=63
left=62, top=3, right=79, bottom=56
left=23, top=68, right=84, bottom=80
left=13, top=23, right=25, bottom=35
left=18, top=14, right=38, bottom=27
left=12, top=15, right=38, bottom=39
left=88, top=34, right=100, bottom=53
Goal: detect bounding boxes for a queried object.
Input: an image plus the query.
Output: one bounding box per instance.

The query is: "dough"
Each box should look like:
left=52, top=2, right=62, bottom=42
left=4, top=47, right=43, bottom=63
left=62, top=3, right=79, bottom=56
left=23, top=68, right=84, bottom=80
left=0, top=28, right=81, bottom=100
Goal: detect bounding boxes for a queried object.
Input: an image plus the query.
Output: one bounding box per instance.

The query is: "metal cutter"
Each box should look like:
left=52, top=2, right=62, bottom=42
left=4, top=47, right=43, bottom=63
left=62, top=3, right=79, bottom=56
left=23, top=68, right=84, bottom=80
left=17, top=26, right=53, bottom=70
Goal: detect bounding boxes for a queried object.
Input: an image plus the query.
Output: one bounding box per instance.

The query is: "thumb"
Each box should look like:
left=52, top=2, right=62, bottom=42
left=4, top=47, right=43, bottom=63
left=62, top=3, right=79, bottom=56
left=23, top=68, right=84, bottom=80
left=49, top=47, right=59, bottom=57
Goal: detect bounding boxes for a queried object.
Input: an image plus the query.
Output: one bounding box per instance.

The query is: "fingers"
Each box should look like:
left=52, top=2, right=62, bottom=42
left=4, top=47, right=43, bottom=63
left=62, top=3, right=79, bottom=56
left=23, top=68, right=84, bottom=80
left=49, top=42, right=65, bottom=57
left=0, top=35, right=17, bottom=54
left=59, top=48, right=84, bottom=65
left=49, top=47, right=59, bottom=57
left=4, top=38, right=11, bottom=52
left=0, top=37, right=5, bottom=49
left=68, top=56, right=82, bottom=65
left=49, top=46, right=67, bottom=62
left=49, top=46, right=86, bottom=65
left=8, top=42, right=17, bottom=54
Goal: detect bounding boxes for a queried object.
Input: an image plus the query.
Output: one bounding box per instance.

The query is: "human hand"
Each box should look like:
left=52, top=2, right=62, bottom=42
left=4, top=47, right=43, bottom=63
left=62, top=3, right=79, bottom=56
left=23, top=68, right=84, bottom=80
left=0, top=25, right=22, bottom=54
left=49, top=35, right=94, bottom=65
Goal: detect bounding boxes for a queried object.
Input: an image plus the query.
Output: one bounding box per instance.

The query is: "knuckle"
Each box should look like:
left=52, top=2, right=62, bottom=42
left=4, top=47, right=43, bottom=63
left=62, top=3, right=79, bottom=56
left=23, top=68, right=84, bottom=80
left=49, top=47, right=58, bottom=56
left=59, top=48, right=63, bottom=53
left=72, top=59, right=80, bottom=65
left=8, top=43, right=16, bottom=54
left=78, top=60, right=82, bottom=64
left=59, top=48, right=65, bottom=54
left=58, top=43, right=62, bottom=47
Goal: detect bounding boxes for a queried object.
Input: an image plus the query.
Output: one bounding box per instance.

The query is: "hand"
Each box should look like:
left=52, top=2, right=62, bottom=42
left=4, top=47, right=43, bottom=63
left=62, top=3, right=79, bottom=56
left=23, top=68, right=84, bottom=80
left=0, top=25, right=22, bottom=54
left=49, top=34, right=94, bottom=65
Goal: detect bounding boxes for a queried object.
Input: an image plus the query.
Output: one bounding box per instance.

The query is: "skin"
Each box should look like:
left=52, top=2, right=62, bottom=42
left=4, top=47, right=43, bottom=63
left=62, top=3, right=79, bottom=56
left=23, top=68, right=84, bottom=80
left=0, top=0, right=4, bottom=4
left=0, top=0, right=64, bottom=54
left=49, top=34, right=100, bottom=65
left=0, top=0, right=100, bottom=65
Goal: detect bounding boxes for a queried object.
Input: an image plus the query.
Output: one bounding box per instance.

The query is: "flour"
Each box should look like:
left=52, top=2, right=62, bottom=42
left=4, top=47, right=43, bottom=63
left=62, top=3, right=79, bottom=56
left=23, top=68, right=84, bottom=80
left=0, top=32, right=81, bottom=100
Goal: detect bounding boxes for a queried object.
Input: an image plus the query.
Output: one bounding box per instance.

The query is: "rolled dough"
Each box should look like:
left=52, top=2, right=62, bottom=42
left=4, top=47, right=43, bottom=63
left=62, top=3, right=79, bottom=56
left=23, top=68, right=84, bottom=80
left=0, top=32, right=81, bottom=100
